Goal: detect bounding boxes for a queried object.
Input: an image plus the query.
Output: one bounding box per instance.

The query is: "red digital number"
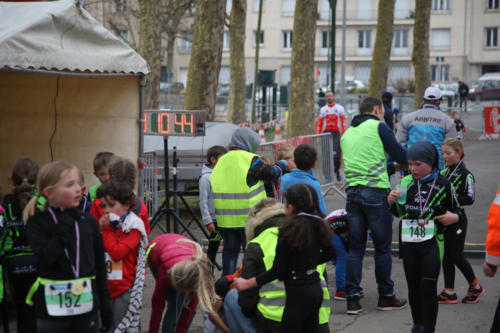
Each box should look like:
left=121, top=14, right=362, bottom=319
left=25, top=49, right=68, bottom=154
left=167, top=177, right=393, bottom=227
left=158, top=113, right=170, bottom=134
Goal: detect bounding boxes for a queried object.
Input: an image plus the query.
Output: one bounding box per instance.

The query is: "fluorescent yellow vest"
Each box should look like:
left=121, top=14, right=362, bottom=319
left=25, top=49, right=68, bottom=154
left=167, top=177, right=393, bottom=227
left=89, top=184, right=100, bottom=202
left=341, top=118, right=390, bottom=188
left=250, top=227, right=330, bottom=325
left=210, top=150, right=267, bottom=228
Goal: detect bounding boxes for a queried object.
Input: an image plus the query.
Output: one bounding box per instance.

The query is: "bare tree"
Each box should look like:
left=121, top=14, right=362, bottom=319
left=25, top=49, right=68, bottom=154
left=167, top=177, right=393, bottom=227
left=368, top=0, right=396, bottom=97
left=288, top=0, right=319, bottom=136
left=412, top=0, right=432, bottom=107
left=184, top=0, right=226, bottom=120
left=138, top=0, right=161, bottom=109
left=227, top=0, right=247, bottom=124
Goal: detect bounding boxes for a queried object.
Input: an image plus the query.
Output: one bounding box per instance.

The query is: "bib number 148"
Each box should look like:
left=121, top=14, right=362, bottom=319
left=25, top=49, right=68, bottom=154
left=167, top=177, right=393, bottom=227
left=409, top=226, right=426, bottom=238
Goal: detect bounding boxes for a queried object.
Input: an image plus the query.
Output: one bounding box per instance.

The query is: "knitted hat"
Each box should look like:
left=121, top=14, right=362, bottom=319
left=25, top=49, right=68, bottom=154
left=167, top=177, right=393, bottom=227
left=407, top=141, right=439, bottom=169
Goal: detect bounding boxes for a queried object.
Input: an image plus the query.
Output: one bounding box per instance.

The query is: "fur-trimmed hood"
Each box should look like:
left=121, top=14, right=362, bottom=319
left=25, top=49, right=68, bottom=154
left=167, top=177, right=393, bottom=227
left=246, top=202, right=286, bottom=241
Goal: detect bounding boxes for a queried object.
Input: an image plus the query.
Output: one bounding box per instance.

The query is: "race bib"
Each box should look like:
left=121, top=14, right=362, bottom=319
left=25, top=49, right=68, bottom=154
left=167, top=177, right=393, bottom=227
left=44, top=279, right=93, bottom=316
left=104, top=253, right=123, bottom=280
left=401, top=219, right=435, bottom=243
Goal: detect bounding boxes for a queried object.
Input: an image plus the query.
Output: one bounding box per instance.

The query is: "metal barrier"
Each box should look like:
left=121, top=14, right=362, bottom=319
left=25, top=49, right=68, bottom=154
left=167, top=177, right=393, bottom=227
left=256, top=132, right=336, bottom=187
left=142, top=152, right=159, bottom=216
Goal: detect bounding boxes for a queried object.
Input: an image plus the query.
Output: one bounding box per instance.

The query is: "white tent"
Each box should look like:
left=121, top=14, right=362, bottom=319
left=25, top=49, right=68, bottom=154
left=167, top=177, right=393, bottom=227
left=0, top=0, right=150, bottom=195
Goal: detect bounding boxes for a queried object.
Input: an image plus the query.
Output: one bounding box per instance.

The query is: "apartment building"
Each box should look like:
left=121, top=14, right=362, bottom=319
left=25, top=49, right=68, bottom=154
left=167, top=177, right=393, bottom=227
left=86, top=0, right=500, bottom=88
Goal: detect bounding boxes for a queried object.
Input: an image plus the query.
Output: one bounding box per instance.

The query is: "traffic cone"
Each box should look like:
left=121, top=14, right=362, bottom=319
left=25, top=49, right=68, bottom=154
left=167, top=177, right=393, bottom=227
left=274, top=125, right=281, bottom=140
left=259, top=125, right=265, bottom=143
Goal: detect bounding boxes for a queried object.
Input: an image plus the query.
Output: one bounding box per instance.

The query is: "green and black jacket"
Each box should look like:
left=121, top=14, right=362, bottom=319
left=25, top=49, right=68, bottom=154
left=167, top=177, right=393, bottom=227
left=391, top=173, right=464, bottom=244
left=441, top=162, right=475, bottom=208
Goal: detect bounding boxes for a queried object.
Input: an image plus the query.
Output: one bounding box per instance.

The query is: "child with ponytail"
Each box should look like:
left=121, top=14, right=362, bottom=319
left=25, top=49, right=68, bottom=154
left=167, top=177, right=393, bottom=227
left=24, top=161, right=112, bottom=333
left=234, top=183, right=336, bottom=333
left=1, top=157, right=39, bottom=332
left=437, top=138, right=483, bottom=304
left=146, top=233, right=226, bottom=333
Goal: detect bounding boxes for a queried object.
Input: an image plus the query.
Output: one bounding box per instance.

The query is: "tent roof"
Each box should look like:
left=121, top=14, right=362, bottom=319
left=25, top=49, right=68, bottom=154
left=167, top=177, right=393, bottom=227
left=0, top=0, right=149, bottom=74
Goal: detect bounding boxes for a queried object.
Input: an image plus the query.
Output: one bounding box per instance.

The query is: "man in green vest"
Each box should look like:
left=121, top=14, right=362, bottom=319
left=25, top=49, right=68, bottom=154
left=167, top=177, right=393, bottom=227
left=341, top=97, right=408, bottom=315
left=211, top=128, right=293, bottom=275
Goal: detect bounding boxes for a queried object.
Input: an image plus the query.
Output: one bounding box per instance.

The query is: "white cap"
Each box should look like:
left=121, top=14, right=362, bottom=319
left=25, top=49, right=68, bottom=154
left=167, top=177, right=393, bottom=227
left=423, top=86, right=442, bottom=100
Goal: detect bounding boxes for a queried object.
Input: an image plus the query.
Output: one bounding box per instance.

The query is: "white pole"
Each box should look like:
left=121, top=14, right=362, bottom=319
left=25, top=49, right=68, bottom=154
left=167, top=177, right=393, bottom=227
left=340, top=0, right=346, bottom=106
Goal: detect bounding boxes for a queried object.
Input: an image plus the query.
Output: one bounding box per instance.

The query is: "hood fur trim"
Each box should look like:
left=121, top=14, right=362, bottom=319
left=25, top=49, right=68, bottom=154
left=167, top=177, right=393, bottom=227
left=246, top=202, right=285, bottom=241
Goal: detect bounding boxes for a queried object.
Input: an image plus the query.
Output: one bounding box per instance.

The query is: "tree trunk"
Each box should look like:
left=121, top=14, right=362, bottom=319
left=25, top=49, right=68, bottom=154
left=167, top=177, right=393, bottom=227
left=184, top=0, right=226, bottom=120
left=412, top=0, right=431, bottom=107
left=289, top=0, right=318, bottom=136
left=138, top=0, right=161, bottom=109
left=368, top=0, right=396, bottom=97
left=227, top=0, right=247, bottom=124
left=166, top=35, right=176, bottom=81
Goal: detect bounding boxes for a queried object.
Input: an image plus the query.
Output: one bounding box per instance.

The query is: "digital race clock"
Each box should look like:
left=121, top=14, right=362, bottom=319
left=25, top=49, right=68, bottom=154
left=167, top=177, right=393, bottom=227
left=143, top=110, right=206, bottom=137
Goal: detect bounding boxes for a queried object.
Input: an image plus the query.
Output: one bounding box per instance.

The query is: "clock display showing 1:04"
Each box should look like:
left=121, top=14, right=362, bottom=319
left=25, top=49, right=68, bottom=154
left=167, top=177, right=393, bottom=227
left=144, top=110, right=206, bottom=137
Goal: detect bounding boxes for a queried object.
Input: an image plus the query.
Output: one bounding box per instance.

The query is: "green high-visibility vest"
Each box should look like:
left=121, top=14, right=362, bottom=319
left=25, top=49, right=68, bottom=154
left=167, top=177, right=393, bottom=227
left=251, top=227, right=331, bottom=325
left=341, top=118, right=389, bottom=188
left=210, top=150, right=267, bottom=229
left=89, top=184, right=101, bottom=202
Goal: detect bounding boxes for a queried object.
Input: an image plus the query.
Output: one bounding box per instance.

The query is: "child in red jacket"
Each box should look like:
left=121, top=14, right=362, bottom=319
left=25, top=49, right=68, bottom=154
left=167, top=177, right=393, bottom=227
left=91, top=157, right=150, bottom=234
left=98, top=182, right=148, bottom=332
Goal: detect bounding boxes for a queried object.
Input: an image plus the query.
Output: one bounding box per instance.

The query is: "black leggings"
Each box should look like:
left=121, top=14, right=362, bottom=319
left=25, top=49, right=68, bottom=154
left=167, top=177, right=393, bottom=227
left=281, top=281, right=323, bottom=333
left=4, top=254, right=37, bottom=333
left=442, top=217, right=476, bottom=288
left=401, top=241, right=440, bottom=333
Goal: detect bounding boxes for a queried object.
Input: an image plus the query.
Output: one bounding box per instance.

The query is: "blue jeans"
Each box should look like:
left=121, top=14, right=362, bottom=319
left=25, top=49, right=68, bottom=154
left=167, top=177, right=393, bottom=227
left=224, top=289, right=255, bottom=333
left=332, top=233, right=348, bottom=291
left=219, top=229, right=246, bottom=275
left=345, top=186, right=394, bottom=297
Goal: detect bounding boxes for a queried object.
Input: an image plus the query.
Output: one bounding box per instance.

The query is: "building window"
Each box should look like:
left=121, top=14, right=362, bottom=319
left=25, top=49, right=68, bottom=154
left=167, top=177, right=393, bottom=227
left=179, top=67, right=188, bottom=87
left=219, top=66, right=230, bottom=85
left=430, top=29, right=451, bottom=50
left=354, top=65, right=371, bottom=83
left=282, top=31, right=293, bottom=50
left=253, top=0, right=266, bottom=12
left=486, top=27, right=498, bottom=47
left=488, top=0, right=499, bottom=10
left=390, top=65, right=410, bottom=83
left=393, top=29, right=409, bottom=48
left=317, top=65, right=330, bottom=87
left=282, top=0, right=295, bottom=16
left=223, top=31, right=230, bottom=51
left=118, top=29, right=128, bottom=43
left=321, top=31, right=330, bottom=49
left=394, top=0, right=411, bottom=19
left=253, top=31, right=265, bottom=47
left=431, top=64, right=449, bottom=82
left=319, top=0, right=331, bottom=20
left=179, top=35, right=192, bottom=53
left=358, top=30, right=371, bottom=48
left=281, top=66, right=291, bottom=84
left=114, top=0, right=127, bottom=13
left=432, top=0, right=450, bottom=11
left=357, top=0, right=373, bottom=19
left=226, top=0, right=232, bottom=14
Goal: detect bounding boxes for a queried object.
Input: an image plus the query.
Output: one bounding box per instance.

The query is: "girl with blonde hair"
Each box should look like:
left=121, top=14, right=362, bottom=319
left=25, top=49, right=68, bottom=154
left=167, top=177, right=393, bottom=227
left=24, top=161, right=112, bottom=332
left=146, top=233, right=225, bottom=333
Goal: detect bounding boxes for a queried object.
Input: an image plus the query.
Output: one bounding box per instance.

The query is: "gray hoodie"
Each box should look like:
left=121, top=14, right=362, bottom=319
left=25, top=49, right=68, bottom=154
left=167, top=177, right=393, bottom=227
left=230, top=127, right=261, bottom=153
left=199, top=164, right=215, bottom=224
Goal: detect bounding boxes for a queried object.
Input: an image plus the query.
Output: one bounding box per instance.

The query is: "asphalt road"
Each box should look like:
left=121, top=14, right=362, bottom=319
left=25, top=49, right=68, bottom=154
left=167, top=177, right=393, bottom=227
left=138, top=132, right=500, bottom=333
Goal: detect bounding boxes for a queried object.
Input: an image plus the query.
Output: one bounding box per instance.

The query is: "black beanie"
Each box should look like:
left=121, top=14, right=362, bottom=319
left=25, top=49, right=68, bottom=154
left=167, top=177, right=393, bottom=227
left=407, top=141, right=439, bottom=169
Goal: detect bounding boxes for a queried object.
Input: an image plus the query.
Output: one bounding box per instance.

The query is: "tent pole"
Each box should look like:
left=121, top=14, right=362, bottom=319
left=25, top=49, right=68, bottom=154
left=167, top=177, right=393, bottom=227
left=138, top=74, right=146, bottom=201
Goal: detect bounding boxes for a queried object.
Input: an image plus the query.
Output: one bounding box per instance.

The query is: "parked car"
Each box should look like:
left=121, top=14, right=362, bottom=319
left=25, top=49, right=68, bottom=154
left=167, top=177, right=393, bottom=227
left=468, top=78, right=500, bottom=101
left=160, top=82, right=185, bottom=94
left=432, top=83, right=458, bottom=98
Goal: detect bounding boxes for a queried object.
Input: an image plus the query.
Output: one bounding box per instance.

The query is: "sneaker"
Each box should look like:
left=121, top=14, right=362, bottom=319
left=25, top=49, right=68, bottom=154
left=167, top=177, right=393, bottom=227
left=346, top=296, right=363, bottom=315
left=437, top=290, right=458, bottom=304
left=462, top=285, right=485, bottom=304
left=376, top=295, right=408, bottom=311
left=335, top=290, right=346, bottom=300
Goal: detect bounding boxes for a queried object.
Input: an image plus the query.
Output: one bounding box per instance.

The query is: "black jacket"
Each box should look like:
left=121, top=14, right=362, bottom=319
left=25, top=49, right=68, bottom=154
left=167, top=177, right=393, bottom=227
left=441, top=162, right=474, bottom=207
left=26, top=207, right=112, bottom=324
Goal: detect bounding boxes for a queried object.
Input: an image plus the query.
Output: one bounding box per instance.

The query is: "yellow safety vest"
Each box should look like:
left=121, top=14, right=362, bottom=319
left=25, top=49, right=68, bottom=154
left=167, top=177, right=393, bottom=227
left=250, top=227, right=330, bottom=324
left=210, top=150, right=267, bottom=228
